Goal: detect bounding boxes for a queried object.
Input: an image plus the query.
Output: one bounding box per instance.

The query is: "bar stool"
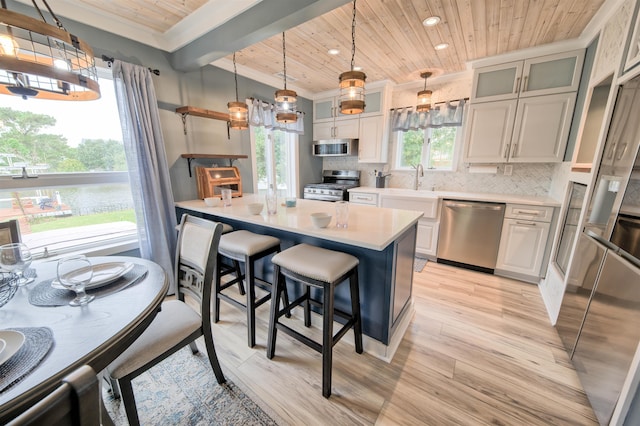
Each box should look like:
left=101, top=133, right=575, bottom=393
left=266, top=243, right=363, bottom=398
left=215, top=230, right=287, bottom=347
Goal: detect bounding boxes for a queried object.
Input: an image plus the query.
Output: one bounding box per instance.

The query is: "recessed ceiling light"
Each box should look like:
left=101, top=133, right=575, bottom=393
left=422, top=16, right=441, bottom=26
left=435, top=43, right=449, bottom=50
left=328, top=48, right=340, bottom=55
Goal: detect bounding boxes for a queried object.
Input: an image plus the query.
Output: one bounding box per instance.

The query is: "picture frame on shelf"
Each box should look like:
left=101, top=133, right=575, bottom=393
left=0, top=220, right=21, bottom=246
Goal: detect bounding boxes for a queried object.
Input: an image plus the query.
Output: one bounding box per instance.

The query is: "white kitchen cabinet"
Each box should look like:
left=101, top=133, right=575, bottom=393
left=313, top=87, right=387, bottom=123
left=312, top=118, right=359, bottom=140
left=510, top=92, right=577, bottom=162
left=358, top=115, right=388, bottom=163
left=496, top=204, right=554, bottom=279
left=379, top=195, right=440, bottom=258
left=472, top=50, right=584, bottom=103
left=464, top=92, right=576, bottom=163
left=464, top=100, right=516, bottom=162
left=349, top=191, right=378, bottom=205
left=416, top=220, right=439, bottom=257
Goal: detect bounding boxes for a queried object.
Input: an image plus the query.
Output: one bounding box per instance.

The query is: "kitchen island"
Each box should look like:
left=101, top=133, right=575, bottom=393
left=176, top=195, right=423, bottom=361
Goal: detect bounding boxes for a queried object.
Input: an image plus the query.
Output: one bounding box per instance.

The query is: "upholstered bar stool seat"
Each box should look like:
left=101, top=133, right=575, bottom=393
left=216, top=230, right=288, bottom=347
left=266, top=243, right=363, bottom=398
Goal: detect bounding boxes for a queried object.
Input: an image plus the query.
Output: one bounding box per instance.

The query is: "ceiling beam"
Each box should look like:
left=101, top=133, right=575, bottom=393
left=170, top=0, right=351, bottom=71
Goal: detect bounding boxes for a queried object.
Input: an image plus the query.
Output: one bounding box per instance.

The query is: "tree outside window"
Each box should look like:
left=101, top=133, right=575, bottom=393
left=396, top=126, right=459, bottom=171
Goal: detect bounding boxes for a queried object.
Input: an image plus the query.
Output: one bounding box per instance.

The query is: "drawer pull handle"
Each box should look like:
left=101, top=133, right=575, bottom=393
left=514, top=209, right=540, bottom=215
left=516, top=221, right=536, bottom=226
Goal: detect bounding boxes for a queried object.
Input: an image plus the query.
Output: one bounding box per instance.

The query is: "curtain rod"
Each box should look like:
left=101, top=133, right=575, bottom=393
left=248, top=97, right=305, bottom=115
left=390, top=97, right=468, bottom=111
left=101, top=55, right=160, bottom=76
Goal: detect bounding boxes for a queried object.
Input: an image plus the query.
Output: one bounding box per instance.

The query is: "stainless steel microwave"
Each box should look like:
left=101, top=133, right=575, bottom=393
left=312, top=139, right=358, bottom=156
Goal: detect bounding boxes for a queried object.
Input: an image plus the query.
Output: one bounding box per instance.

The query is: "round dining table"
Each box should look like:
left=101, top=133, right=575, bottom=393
left=0, top=256, right=168, bottom=423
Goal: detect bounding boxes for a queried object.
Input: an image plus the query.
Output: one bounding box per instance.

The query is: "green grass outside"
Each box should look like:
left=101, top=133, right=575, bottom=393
left=29, top=210, right=136, bottom=232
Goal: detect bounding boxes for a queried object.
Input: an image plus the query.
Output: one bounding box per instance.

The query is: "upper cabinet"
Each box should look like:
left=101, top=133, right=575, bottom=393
left=466, top=49, right=583, bottom=164
left=471, top=50, right=584, bottom=103
left=313, top=88, right=386, bottom=122
left=313, top=82, right=392, bottom=163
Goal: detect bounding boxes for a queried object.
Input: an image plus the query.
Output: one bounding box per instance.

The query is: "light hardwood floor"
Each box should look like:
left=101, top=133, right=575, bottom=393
left=208, top=261, right=598, bottom=425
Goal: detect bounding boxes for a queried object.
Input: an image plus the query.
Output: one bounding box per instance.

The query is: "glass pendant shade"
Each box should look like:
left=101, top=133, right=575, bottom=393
left=416, top=71, right=432, bottom=112
left=0, top=7, right=100, bottom=101
left=339, top=70, right=366, bottom=114
left=416, top=89, right=432, bottom=112
left=228, top=101, right=248, bottom=129
left=275, top=89, right=297, bottom=123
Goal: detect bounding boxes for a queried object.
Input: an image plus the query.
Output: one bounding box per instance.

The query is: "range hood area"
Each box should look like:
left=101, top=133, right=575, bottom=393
left=312, top=139, right=358, bottom=156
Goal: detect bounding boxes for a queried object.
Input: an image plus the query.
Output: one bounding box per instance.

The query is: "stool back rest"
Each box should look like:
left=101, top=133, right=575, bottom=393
left=175, top=214, right=223, bottom=315
left=7, top=365, right=99, bottom=426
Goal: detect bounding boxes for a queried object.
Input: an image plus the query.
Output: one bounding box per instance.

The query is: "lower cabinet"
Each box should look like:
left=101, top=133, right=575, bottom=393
left=496, top=204, right=554, bottom=279
left=416, top=219, right=439, bottom=257
left=349, top=191, right=378, bottom=205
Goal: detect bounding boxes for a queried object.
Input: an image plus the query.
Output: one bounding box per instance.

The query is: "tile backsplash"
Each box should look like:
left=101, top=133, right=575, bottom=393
left=323, top=155, right=559, bottom=197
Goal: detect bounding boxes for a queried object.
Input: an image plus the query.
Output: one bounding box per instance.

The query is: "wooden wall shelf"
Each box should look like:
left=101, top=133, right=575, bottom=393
left=181, top=153, right=248, bottom=177
left=176, top=106, right=230, bottom=136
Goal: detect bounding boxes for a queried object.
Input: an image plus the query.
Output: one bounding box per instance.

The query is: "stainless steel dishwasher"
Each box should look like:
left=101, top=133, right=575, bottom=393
left=437, top=199, right=506, bottom=273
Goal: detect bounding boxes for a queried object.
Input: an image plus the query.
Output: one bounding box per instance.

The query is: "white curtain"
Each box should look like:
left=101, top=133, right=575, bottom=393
left=112, top=60, right=177, bottom=293
left=248, top=98, right=304, bottom=134
left=391, top=99, right=465, bottom=132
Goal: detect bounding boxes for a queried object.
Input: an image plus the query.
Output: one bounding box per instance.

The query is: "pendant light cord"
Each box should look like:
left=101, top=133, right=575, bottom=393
left=233, top=52, right=240, bottom=102
left=350, top=0, right=357, bottom=71
left=282, top=32, right=288, bottom=90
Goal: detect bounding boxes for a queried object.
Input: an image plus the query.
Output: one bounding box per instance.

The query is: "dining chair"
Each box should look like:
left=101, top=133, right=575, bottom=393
left=106, top=214, right=226, bottom=426
left=7, top=365, right=100, bottom=426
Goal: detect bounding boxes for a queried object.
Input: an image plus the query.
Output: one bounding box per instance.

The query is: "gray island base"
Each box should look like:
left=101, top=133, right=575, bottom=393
left=176, top=196, right=422, bottom=362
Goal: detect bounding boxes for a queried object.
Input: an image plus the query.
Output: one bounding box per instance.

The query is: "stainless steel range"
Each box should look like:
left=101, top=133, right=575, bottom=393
left=303, top=170, right=360, bottom=201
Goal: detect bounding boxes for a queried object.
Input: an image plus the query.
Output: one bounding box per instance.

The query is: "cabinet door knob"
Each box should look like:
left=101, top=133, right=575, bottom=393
left=511, top=143, right=518, bottom=158
left=523, top=75, right=529, bottom=92
left=504, top=144, right=510, bottom=159
left=515, top=77, right=521, bottom=94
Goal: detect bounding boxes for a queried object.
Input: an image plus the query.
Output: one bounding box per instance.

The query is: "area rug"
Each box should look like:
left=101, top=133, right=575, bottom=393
left=414, top=257, right=428, bottom=273
left=102, top=346, right=278, bottom=426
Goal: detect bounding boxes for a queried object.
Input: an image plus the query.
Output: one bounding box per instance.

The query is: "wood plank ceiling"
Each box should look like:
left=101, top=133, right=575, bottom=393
left=73, top=0, right=606, bottom=94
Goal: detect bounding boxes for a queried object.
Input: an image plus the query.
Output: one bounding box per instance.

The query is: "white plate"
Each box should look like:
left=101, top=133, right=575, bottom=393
left=52, top=262, right=134, bottom=290
left=0, top=330, right=25, bottom=366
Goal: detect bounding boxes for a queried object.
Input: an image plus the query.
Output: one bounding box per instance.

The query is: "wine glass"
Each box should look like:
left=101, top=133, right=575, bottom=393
left=0, top=243, right=35, bottom=286
left=57, top=255, right=95, bottom=306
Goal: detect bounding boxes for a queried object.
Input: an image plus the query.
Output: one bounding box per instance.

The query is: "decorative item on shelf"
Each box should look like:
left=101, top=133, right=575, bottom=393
left=416, top=71, right=432, bottom=112
left=228, top=52, right=248, bottom=130
left=0, top=0, right=100, bottom=101
left=275, top=32, right=297, bottom=124
left=339, top=0, right=366, bottom=115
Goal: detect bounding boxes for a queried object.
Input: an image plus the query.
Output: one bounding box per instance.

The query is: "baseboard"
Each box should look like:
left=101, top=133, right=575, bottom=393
left=363, top=299, right=415, bottom=363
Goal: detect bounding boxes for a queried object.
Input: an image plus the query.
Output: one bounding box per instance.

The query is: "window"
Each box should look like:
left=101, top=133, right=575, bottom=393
left=250, top=126, right=298, bottom=197
left=395, top=126, right=460, bottom=171
left=0, top=68, right=137, bottom=258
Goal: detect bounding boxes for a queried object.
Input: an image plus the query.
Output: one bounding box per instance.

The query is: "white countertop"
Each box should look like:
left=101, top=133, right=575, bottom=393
left=349, top=187, right=561, bottom=207
left=176, top=195, right=423, bottom=251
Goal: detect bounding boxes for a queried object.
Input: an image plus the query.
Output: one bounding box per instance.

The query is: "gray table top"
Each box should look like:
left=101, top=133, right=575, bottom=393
left=0, top=256, right=168, bottom=422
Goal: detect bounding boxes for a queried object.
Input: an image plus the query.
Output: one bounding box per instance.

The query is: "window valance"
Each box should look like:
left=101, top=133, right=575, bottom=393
left=391, top=99, right=465, bottom=132
left=248, top=98, right=304, bottom=134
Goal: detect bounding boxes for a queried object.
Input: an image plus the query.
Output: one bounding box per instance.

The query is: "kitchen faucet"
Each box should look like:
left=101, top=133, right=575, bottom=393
left=413, top=163, right=424, bottom=190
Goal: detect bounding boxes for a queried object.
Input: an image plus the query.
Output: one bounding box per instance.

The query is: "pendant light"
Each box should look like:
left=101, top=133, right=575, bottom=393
left=275, top=32, right=297, bottom=123
left=339, top=0, right=366, bottom=115
left=416, top=71, right=432, bottom=112
left=227, top=52, right=248, bottom=130
left=0, top=0, right=100, bottom=101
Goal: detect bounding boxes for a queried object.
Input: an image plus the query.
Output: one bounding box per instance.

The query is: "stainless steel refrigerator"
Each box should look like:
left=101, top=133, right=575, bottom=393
left=556, top=73, right=640, bottom=425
